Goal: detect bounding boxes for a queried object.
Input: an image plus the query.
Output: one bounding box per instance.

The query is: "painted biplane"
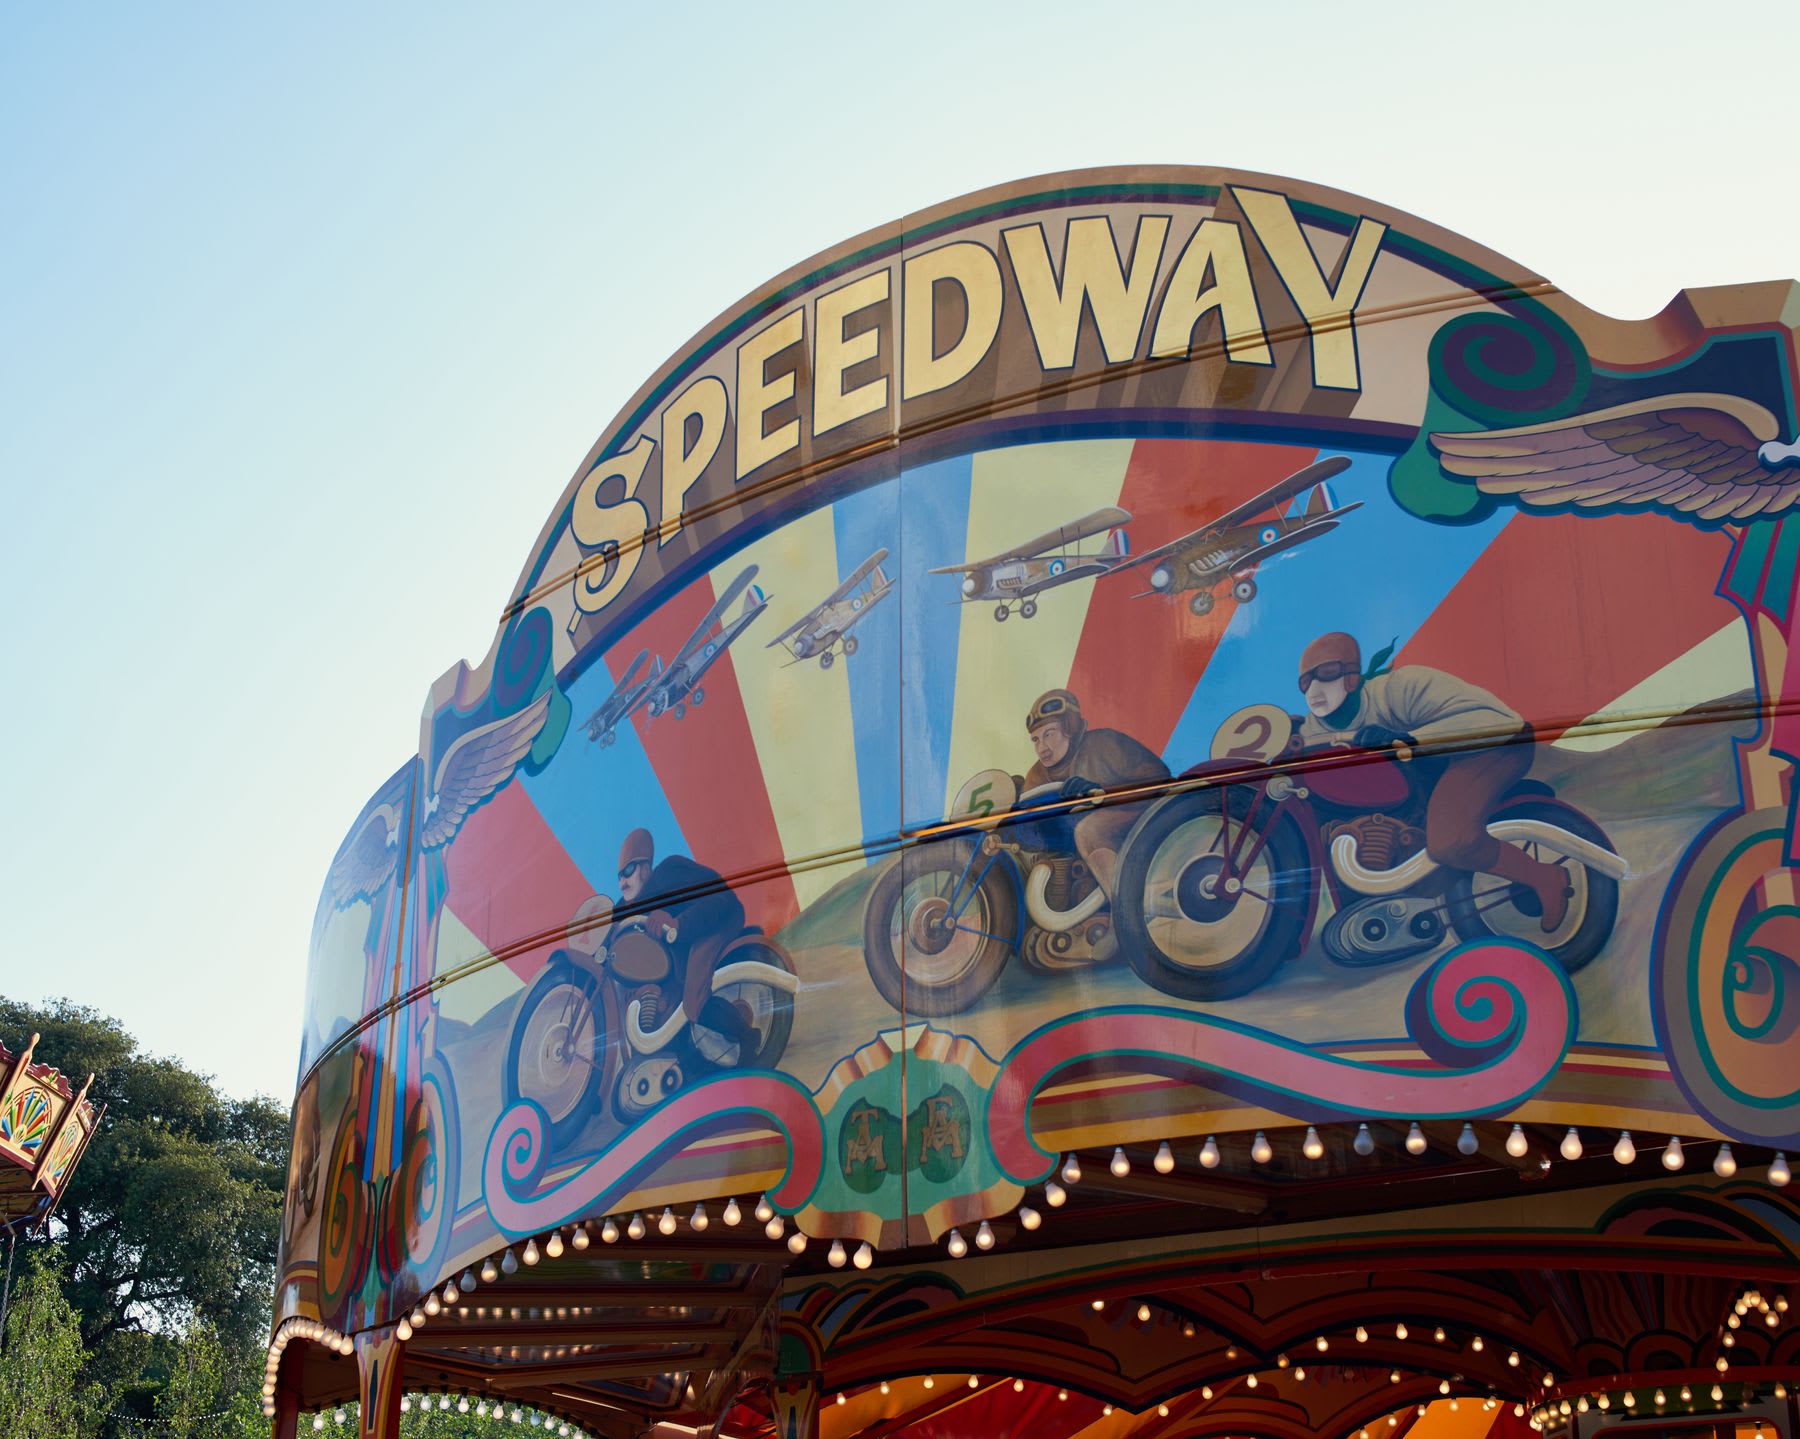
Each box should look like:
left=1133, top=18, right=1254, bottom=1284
left=931, top=507, right=1133, bottom=621
left=582, top=649, right=659, bottom=747
left=1118, top=457, right=1358, bottom=614
left=765, top=548, right=894, bottom=669
left=643, top=565, right=769, bottom=720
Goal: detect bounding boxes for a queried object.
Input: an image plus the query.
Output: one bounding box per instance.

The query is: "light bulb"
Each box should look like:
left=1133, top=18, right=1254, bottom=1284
left=399, top=1399, right=411, bottom=1414
left=924, top=1378, right=934, bottom=1390
left=1013, top=1379, right=1024, bottom=1393
left=460, top=1268, right=478, bottom=1291
left=786, top=1230, right=807, bottom=1254
left=1203, top=1386, right=1213, bottom=1399
left=853, top=1242, right=873, bottom=1269
left=689, top=1203, right=709, bottom=1231
left=1316, top=1335, right=1328, bottom=1352
left=1200, top=1134, right=1221, bottom=1167
left=723, top=1197, right=741, bottom=1225
left=1062, top=1154, right=1082, bottom=1184
left=1712, top=1384, right=1724, bottom=1401
left=1508, top=1350, right=1520, bottom=1366
left=658, top=1207, right=677, bottom=1236
left=756, top=1195, right=774, bottom=1222
left=571, top=1225, right=589, bottom=1251
left=1434, top=1326, right=1446, bottom=1342
left=1111, top=1147, right=1131, bottom=1178
left=968, top=1376, right=979, bottom=1388
left=1613, top=1130, right=1636, bottom=1164
left=1506, top=1124, right=1529, bottom=1157
left=1472, top=1335, right=1484, bottom=1351
left=1390, top=1370, right=1401, bottom=1383
left=1304, top=1127, right=1324, bottom=1160
left=1354, top=1122, right=1375, bottom=1156
left=1137, top=1303, right=1152, bottom=1322
left=1458, top=1123, right=1478, bottom=1155
left=1771, top=1152, right=1792, bottom=1186
left=879, top=1382, right=890, bottom=1395
left=765, top=1216, right=785, bottom=1240
left=546, top=1230, right=564, bottom=1259
left=1247, top=1375, right=1258, bottom=1388
left=1154, top=1140, right=1175, bottom=1174
left=1251, top=1131, right=1273, bottom=1164
left=946, top=1228, right=968, bottom=1258
left=1044, top=1179, right=1067, bottom=1207
left=424, top=1294, right=441, bottom=1317
left=1091, top=1298, right=1105, bottom=1311
left=836, top=1394, right=845, bottom=1406
left=601, top=1218, right=619, bottom=1243
left=1439, top=1380, right=1451, bottom=1395
left=478, top=1403, right=488, bottom=1417
left=1406, top=1123, right=1427, bottom=1155
left=827, top=1240, right=846, bottom=1267
left=458, top=1397, right=470, bottom=1413
left=1560, top=1127, right=1583, bottom=1161
left=975, top=1221, right=995, bottom=1250
left=1716, top=1143, right=1738, bottom=1177
left=1355, top=1326, right=1368, bottom=1342
left=522, top=1239, right=541, bottom=1265
left=1396, top=1323, right=1409, bottom=1340
left=396, top=1319, right=413, bottom=1341
left=627, top=1213, right=646, bottom=1240
left=1662, top=1135, right=1685, bottom=1169
left=1058, top=1390, right=1067, bottom=1400
left=1019, top=1205, right=1041, bottom=1231
left=500, top=1247, right=519, bottom=1275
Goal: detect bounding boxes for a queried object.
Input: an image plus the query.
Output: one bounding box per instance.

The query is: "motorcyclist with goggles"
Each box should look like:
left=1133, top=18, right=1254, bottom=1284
left=1294, top=632, right=1569, bottom=931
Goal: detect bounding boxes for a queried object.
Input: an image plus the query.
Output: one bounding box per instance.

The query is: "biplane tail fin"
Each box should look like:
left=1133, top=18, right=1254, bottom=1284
left=1106, top=528, right=1130, bottom=559
left=1305, top=482, right=1335, bottom=518
left=742, top=583, right=767, bottom=618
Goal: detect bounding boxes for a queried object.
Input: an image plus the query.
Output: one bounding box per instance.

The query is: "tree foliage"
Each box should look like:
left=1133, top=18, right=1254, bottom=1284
left=0, top=1249, right=102, bottom=1439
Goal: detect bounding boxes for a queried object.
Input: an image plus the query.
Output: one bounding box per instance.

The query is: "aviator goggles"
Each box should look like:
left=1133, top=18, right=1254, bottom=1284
left=1298, top=660, right=1357, bottom=693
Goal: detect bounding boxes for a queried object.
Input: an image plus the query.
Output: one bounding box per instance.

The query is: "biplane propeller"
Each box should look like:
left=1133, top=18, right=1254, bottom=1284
left=581, top=648, right=660, bottom=747
left=766, top=548, right=894, bottom=670
left=1116, top=457, right=1357, bottom=614
left=930, top=506, right=1133, bottom=621
left=643, top=564, right=769, bottom=721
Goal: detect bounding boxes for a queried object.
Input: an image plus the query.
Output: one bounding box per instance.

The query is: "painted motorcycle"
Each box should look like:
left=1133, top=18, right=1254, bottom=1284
left=1112, top=704, right=1626, bottom=1000
left=504, top=915, right=798, bottom=1145
left=862, top=772, right=1133, bottom=1017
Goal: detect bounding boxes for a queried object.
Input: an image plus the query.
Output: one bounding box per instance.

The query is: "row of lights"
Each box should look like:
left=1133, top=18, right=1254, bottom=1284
left=261, top=1317, right=355, bottom=1416
left=1529, top=1379, right=1791, bottom=1430
left=399, top=1392, right=582, bottom=1433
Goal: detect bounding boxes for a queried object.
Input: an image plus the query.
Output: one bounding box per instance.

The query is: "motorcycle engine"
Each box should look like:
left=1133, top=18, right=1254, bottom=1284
left=1322, top=892, right=1446, bottom=967
left=1325, top=814, right=1424, bottom=871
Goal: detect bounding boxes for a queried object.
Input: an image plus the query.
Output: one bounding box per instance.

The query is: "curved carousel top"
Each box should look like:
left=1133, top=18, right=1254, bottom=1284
left=274, top=166, right=1800, bottom=1434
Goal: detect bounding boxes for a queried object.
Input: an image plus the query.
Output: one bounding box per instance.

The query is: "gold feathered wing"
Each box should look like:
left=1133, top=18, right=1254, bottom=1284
left=1430, top=391, right=1800, bottom=523
left=420, top=691, right=552, bottom=851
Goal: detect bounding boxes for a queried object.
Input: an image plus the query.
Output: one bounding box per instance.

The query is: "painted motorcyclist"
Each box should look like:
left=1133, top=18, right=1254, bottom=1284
left=1021, top=689, right=1170, bottom=956
left=572, top=829, right=755, bottom=1050
left=1294, top=632, right=1570, bottom=931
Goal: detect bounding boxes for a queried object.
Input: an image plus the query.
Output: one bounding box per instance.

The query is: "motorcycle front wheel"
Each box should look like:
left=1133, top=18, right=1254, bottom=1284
left=1445, top=800, right=1619, bottom=974
left=504, top=955, right=614, bottom=1149
left=862, top=842, right=1018, bottom=1017
left=1115, top=787, right=1313, bottom=1000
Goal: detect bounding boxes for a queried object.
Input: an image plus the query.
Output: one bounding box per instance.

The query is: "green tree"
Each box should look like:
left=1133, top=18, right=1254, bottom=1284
left=0, top=999, right=288, bottom=1370
left=0, top=1249, right=100, bottom=1439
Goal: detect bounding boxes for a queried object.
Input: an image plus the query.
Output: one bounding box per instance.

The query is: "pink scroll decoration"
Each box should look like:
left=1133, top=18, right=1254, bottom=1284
left=483, top=1071, right=825, bottom=1238
left=987, top=939, right=1576, bottom=1184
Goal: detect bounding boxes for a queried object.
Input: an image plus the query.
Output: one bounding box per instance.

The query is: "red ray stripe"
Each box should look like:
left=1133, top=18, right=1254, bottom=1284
left=441, top=782, right=595, bottom=979
left=608, top=582, right=801, bottom=936
left=1398, top=512, right=1738, bottom=739
left=1067, top=438, right=1318, bottom=752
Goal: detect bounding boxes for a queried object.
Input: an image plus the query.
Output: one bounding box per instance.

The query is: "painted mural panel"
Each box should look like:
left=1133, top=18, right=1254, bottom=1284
left=280, top=167, right=1800, bottom=1334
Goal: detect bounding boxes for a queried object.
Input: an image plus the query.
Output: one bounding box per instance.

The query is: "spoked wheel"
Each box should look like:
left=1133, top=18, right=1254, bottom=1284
left=692, top=686, right=705, bottom=707
left=1021, top=599, right=1039, bottom=619
left=1190, top=590, right=1216, bottom=616
left=994, top=604, right=1010, bottom=622
left=1231, top=577, right=1258, bottom=604
left=1115, top=787, right=1312, bottom=999
left=820, top=650, right=836, bottom=670
left=862, top=844, right=1018, bottom=1016
left=505, top=956, right=615, bottom=1148
left=843, top=635, right=859, bottom=657
left=1446, top=800, right=1618, bottom=974
left=694, top=937, right=796, bottom=1069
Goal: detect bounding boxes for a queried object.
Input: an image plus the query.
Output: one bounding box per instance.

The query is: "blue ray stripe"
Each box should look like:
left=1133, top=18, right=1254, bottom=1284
left=832, top=481, right=904, bottom=851
left=1161, top=452, right=1514, bottom=768
left=522, top=658, right=687, bottom=893
left=899, top=453, right=976, bottom=827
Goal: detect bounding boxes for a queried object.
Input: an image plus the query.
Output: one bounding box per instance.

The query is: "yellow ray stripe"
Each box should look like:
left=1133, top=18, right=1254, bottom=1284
left=945, top=439, right=1134, bottom=811
left=1405, top=1398, right=1500, bottom=1439
left=432, top=905, right=523, bottom=1026
left=723, top=510, right=865, bottom=907
left=1555, top=621, right=1752, bottom=753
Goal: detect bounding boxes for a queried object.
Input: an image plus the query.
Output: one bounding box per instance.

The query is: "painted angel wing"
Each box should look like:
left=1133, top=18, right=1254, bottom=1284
left=1431, top=392, right=1800, bottom=523
left=420, top=691, right=552, bottom=850
left=325, top=770, right=410, bottom=907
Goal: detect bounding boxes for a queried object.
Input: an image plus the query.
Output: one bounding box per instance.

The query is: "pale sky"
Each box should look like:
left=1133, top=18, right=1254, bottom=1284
left=3, top=1, right=1796, bottom=1104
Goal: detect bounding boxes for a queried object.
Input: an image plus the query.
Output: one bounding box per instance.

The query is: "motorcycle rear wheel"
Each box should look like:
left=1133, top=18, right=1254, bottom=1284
left=1115, top=787, right=1312, bottom=1000
left=700, top=936, right=797, bottom=1070
left=862, top=842, right=1018, bottom=1017
left=1445, top=800, right=1618, bottom=974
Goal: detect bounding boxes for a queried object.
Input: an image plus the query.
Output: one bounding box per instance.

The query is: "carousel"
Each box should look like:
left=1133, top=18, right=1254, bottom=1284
left=269, top=166, right=1800, bottom=1439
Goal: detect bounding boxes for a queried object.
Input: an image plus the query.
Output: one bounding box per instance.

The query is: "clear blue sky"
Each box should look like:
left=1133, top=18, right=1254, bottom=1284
left=3, top=2, right=1795, bottom=1104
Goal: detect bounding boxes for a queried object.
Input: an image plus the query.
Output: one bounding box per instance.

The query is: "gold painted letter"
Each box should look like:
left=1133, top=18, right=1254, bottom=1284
left=1003, top=215, right=1171, bottom=370
left=813, top=270, right=891, bottom=435
left=569, top=434, right=653, bottom=619
left=901, top=242, right=1003, bottom=400
left=1235, top=187, right=1386, bottom=391
left=659, top=375, right=728, bottom=542
left=1149, top=219, right=1272, bottom=365
left=736, top=308, right=806, bottom=479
